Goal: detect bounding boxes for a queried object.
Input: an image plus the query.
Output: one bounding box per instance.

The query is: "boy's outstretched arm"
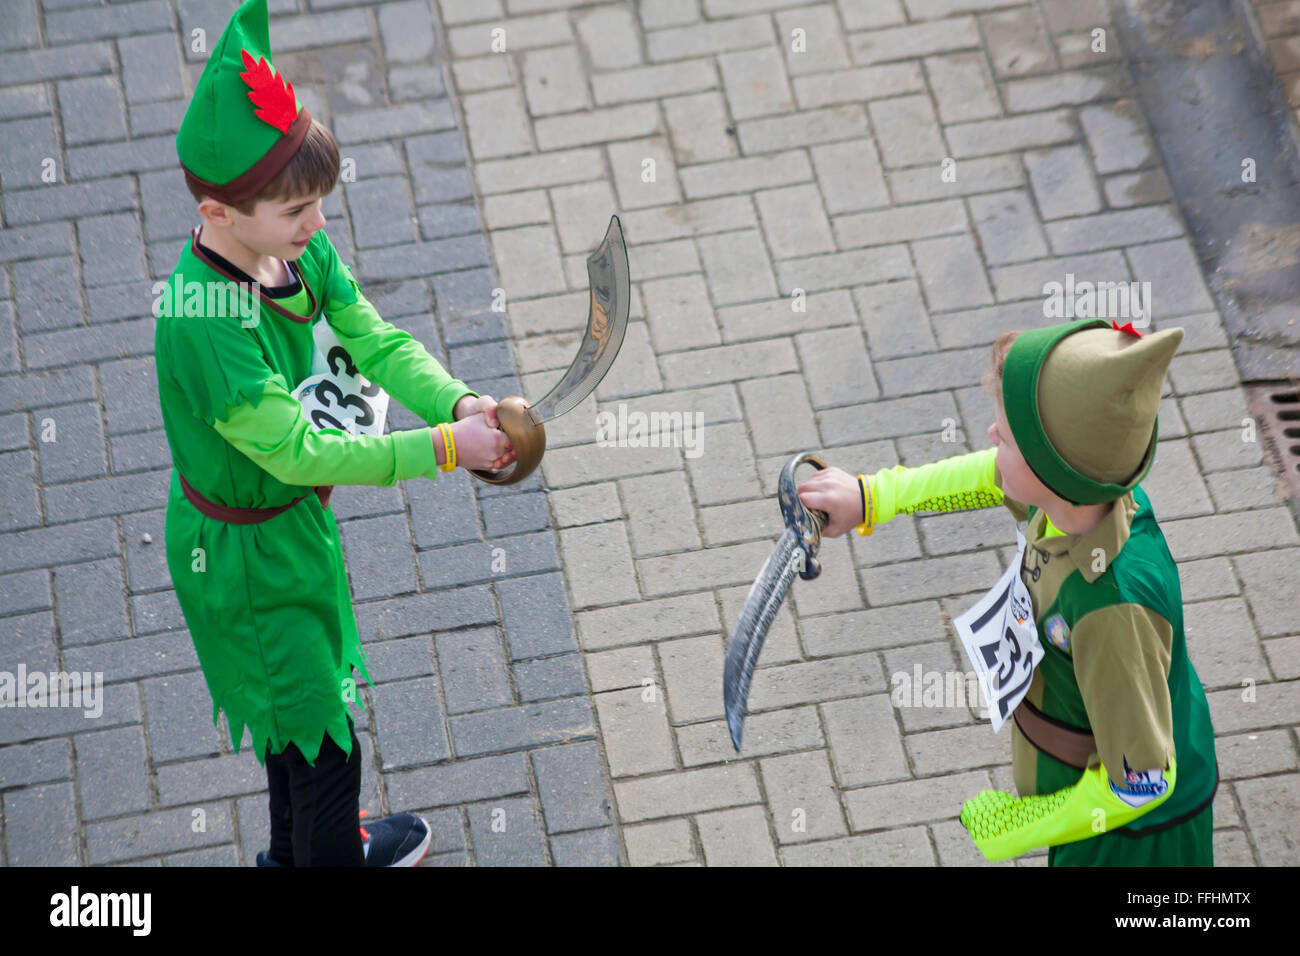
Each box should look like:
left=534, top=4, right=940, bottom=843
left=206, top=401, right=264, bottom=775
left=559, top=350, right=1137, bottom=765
left=314, top=232, right=478, bottom=426
left=798, top=447, right=1023, bottom=538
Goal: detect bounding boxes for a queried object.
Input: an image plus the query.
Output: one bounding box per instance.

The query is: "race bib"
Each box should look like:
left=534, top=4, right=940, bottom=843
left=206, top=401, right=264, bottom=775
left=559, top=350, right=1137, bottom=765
left=291, top=316, right=389, bottom=438
left=953, top=529, right=1044, bottom=732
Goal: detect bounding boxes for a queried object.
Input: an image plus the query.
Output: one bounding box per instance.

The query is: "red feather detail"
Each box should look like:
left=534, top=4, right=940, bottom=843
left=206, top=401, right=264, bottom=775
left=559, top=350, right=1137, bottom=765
left=239, top=48, right=298, bottom=134
left=1111, top=319, right=1144, bottom=338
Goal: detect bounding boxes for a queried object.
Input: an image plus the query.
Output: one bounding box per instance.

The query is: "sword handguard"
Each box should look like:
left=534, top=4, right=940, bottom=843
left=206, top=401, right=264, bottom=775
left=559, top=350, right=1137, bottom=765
left=778, top=452, right=829, bottom=580
left=467, top=395, right=546, bottom=485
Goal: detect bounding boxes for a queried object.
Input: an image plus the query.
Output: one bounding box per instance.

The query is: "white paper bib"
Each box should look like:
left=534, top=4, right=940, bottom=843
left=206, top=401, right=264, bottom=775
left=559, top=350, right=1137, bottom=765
left=291, top=316, right=390, bottom=438
left=953, top=529, right=1045, bottom=732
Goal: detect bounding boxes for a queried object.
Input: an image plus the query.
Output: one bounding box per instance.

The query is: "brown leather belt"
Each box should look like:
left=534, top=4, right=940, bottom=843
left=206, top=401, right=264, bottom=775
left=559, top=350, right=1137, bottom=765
left=1013, top=698, right=1097, bottom=770
left=179, top=471, right=333, bottom=523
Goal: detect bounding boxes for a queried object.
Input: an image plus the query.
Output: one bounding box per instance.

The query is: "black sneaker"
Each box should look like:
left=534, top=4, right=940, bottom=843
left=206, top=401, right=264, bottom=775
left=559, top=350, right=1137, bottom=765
left=360, top=809, right=432, bottom=867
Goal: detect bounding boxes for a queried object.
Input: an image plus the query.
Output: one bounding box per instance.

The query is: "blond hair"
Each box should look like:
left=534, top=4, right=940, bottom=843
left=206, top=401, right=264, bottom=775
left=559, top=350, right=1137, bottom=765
left=979, top=329, right=1023, bottom=400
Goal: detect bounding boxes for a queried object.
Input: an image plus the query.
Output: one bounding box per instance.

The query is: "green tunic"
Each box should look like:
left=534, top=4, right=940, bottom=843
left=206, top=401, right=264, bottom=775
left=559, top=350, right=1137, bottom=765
left=155, top=227, right=476, bottom=767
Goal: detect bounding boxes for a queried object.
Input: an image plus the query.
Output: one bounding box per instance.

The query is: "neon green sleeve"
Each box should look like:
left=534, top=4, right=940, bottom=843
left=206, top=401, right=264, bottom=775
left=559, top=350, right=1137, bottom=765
left=318, top=232, right=477, bottom=426
left=857, top=448, right=1004, bottom=534
left=959, top=756, right=1177, bottom=862
left=213, top=377, right=443, bottom=487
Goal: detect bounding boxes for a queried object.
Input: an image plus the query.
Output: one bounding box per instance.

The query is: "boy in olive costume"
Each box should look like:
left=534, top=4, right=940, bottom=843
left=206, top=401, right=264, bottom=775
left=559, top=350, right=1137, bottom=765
left=799, top=319, right=1218, bottom=865
left=157, top=0, right=511, bottom=865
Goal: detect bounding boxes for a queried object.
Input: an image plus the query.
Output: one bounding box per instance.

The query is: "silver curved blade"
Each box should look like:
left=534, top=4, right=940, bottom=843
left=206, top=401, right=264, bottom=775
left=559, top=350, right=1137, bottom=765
left=527, top=215, right=630, bottom=425
left=723, top=528, right=802, bottom=751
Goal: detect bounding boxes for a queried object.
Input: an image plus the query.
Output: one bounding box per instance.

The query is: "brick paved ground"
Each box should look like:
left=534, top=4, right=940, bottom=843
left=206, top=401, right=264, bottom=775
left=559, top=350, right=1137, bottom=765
left=1, top=0, right=1298, bottom=867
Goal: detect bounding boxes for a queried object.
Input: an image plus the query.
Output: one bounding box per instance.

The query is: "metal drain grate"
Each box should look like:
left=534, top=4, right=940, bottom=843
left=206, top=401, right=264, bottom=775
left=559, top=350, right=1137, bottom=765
left=1246, top=383, right=1300, bottom=500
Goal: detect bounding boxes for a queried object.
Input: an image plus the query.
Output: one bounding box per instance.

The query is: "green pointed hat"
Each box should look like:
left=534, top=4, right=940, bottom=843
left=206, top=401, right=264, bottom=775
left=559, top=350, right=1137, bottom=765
left=1003, top=318, right=1184, bottom=505
left=177, top=0, right=310, bottom=205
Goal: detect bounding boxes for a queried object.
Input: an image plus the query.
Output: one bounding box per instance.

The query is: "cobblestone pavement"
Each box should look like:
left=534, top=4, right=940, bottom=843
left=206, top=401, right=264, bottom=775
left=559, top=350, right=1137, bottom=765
left=1, top=0, right=1298, bottom=867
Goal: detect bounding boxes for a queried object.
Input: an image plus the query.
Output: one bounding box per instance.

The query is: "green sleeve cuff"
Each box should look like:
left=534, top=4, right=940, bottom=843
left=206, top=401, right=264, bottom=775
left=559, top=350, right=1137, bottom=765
left=867, top=448, right=1004, bottom=525
left=960, top=756, right=1177, bottom=861
left=392, top=426, right=441, bottom=481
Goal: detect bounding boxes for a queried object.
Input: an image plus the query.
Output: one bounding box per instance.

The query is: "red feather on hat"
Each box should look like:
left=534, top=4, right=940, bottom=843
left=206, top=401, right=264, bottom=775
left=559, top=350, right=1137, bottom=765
left=1111, top=319, right=1144, bottom=338
left=239, top=48, right=298, bottom=133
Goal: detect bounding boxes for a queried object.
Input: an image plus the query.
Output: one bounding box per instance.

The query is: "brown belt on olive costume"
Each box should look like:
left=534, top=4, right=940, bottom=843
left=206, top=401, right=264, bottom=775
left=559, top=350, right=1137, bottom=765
left=1013, top=697, right=1097, bottom=770
left=179, top=471, right=333, bottom=523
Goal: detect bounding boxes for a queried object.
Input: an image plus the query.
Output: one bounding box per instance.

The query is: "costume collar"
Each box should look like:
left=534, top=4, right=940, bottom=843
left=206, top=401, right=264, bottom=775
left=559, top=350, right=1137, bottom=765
left=188, top=224, right=318, bottom=324
left=1030, top=492, right=1138, bottom=583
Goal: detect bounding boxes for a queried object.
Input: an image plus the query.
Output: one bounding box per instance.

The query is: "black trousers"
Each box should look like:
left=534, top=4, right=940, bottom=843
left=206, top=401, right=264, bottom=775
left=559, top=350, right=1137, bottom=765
left=264, top=716, right=364, bottom=866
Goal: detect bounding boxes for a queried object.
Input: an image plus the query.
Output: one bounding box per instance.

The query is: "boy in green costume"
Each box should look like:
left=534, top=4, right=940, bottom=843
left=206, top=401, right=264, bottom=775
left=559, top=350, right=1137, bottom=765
left=156, top=0, right=513, bottom=866
left=798, top=319, right=1218, bottom=866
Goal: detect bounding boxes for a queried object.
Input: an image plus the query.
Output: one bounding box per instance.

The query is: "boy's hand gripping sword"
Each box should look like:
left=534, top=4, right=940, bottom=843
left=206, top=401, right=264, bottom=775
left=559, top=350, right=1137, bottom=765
left=723, top=453, right=830, bottom=751
left=469, top=215, right=630, bottom=485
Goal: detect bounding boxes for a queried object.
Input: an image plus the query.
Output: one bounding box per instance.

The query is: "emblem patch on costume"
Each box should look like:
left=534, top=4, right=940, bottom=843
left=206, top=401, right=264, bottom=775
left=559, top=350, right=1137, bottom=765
left=1044, top=613, right=1071, bottom=652
left=1109, top=757, right=1169, bottom=808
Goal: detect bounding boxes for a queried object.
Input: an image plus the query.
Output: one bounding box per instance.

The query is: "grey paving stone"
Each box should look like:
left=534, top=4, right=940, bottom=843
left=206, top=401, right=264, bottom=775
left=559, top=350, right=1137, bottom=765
left=14, top=256, right=84, bottom=333
left=129, top=98, right=186, bottom=137
left=0, top=516, right=118, bottom=576
left=0, top=116, right=58, bottom=192
left=514, top=653, right=585, bottom=704
left=419, top=531, right=559, bottom=589
left=41, top=469, right=169, bottom=523
left=109, top=429, right=172, bottom=475
left=0, top=41, right=114, bottom=86
left=0, top=568, right=51, bottom=616
left=52, top=557, right=130, bottom=647
left=385, top=752, right=530, bottom=809
left=371, top=676, right=451, bottom=769
left=78, top=213, right=148, bottom=289
left=339, top=513, right=418, bottom=601
left=64, top=631, right=200, bottom=686
left=498, top=571, right=579, bottom=660
left=467, top=795, right=548, bottom=865
left=353, top=585, right=498, bottom=640
left=419, top=201, right=483, bottom=240
left=407, top=129, right=468, bottom=165
left=435, top=626, right=513, bottom=714
left=0, top=738, right=71, bottom=789
left=58, top=75, right=128, bottom=145
left=481, top=491, right=550, bottom=538
left=85, top=802, right=232, bottom=865
left=358, top=633, right=435, bottom=683
left=130, top=587, right=187, bottom=636
left=449, top=695, right=595, bottom=757
left=5, top=177, right=138, bottom=227
left=142, top=670, right=224, bottom=763
left=155, top=751, right=267, bottom=806
left=3, top=781, right=80, bottom=865
left=550, top=826, right=620, bottom=865
left=531, top=739, right=614, bottom=834
left=119, top=33, right=184, bottom=104
left=75, top=724, right=151, bottom=820
left=34, top=401, right=107, bottom=484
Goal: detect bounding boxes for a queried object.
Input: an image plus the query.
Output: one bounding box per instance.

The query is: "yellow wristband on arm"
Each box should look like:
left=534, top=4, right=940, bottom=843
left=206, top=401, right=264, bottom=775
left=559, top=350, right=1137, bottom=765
left=437, top=422, right=456, bottom=472
left=855, top=475, right=874, bottom=536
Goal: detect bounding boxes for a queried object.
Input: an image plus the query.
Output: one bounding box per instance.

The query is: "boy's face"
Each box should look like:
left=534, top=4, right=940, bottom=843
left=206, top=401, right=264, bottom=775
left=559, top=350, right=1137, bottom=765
left=203, top=192, right=327, bottom=262
left=989, top=399, right=1053, bottom=507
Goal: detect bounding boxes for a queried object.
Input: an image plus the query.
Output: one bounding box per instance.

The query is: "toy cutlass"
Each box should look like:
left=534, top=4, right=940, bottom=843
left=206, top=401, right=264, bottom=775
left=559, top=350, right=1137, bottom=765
left=469, top=215, right=630, bottom=485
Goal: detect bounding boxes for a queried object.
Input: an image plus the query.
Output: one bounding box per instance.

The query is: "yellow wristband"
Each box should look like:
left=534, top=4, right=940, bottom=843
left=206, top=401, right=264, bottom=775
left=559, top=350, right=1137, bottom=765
left=438, top=423, right=456, bottom=472
left=855, top=475, right=874, bottom=536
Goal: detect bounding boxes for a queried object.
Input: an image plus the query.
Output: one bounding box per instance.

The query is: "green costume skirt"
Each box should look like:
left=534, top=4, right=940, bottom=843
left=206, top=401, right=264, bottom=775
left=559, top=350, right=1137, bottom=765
left=164, top=469, right=372, bottom=768
left=1049, top=802, right=1214, bottom=866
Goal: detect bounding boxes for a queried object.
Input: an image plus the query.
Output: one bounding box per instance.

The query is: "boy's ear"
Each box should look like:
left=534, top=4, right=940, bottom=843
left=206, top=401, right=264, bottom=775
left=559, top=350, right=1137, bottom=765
left=198, top=197, right=235, bottom=226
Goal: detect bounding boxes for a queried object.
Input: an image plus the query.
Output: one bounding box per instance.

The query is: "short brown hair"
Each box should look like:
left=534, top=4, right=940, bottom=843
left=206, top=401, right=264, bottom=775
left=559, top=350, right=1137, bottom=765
left=979, top=329, right=1023, bottom=398
left=186, top=118, right=340, bottom=215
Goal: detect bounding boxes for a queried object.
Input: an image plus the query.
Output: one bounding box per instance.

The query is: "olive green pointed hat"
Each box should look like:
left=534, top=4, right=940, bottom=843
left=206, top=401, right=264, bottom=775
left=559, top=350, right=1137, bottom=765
left=177, top=0, right=310, bottom=205
left=1003, top=319, right=1184, bottom=505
